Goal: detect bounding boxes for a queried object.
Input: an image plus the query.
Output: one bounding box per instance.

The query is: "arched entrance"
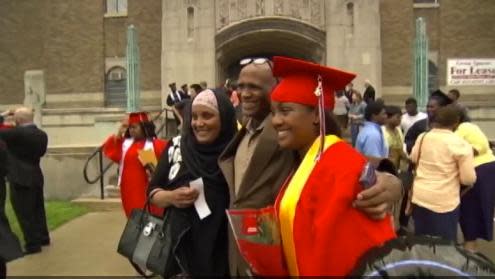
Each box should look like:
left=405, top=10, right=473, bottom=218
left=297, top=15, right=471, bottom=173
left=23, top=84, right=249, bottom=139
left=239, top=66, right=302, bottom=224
left=215, top=17, right=326, bottom=83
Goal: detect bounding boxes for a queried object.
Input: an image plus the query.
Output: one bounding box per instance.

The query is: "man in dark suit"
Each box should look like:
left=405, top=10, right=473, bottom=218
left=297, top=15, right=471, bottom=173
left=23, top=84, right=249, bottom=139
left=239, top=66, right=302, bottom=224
left=363, top=79, right=376, bottom=104
left=0, top=107, right=49, bottom=254
left=219, top=59, right=403, bottom=276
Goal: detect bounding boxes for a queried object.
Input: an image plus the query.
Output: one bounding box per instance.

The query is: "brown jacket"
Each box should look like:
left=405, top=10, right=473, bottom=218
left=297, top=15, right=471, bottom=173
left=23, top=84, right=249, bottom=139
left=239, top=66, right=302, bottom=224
left=218, top=116, right=295, bottom=276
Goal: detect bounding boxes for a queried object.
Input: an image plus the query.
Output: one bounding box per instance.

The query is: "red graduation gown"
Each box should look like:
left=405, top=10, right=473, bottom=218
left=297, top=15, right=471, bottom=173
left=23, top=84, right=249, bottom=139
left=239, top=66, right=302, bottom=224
left=277, top=135, right=396, bottom=276
left=103, top=135, right=167, bottom=217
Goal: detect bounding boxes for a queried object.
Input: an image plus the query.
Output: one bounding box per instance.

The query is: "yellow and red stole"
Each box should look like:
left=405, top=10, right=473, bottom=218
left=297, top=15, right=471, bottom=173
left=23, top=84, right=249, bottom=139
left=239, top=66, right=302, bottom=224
left=277, top=135, right=396, bottom=276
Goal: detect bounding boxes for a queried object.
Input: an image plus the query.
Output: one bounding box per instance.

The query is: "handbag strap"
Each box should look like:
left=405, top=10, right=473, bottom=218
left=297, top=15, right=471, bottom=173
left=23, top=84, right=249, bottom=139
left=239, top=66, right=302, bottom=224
left=414, top=132, right=428, bottom=172
left=410, top=132, right=428, bottom=194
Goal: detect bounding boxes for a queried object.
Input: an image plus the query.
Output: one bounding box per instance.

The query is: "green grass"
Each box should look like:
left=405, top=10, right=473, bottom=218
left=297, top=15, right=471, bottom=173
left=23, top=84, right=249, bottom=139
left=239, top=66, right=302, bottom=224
left=5, top=197, right=89, bottom=245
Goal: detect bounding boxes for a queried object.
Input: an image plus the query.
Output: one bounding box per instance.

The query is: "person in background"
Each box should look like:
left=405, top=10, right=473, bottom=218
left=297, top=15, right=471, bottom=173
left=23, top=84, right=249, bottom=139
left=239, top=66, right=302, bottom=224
left=401, top=97, right=427, bottom=136
left=189, top=84, right=202, bottom=99
left=448, top=88, right=470, bottom=122
left=269, top=56, right=396, bottom=276
left=356, top=101, right=388, bottom=160
left=348, top=92, right=366, bottom=147
left=149, top=89, right=236, bottom=276
left=334, top=90, right=350, bottom=130
left=344, top=82, right=358, bottom=103
left=181, top=84, right=189, bottom=97
left=0, top=110, right=15, bottom=129
left=0, top=107, right=48, bottom=255
left=167, top=82, right=190, bottom=129
left=200, top=81, right=208, bottom=90
left=382, top=105, right=407, bottom=170
left=405, top=90, right=453, bottom=154
left=455, top=113, right=495, bottom=252
left=410, top=105, right=476, bottom=241
left=102, top=112, right=167, bottom=218
left=363, top=79, right=376, bottom=104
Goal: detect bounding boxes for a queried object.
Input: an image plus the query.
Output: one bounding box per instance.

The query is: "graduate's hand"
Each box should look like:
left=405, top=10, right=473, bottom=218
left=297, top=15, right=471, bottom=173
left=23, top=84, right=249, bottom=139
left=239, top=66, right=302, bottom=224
left=169, top=187, right=199, bottom=208
left=116, top=122, right=128, bottom=139
left=353, top=172, right=402, bottom=220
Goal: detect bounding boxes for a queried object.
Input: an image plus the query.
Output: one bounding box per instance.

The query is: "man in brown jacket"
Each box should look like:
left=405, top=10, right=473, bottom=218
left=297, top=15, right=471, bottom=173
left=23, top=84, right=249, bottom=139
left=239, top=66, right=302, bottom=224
left=219, top=59, right=402, bottom=276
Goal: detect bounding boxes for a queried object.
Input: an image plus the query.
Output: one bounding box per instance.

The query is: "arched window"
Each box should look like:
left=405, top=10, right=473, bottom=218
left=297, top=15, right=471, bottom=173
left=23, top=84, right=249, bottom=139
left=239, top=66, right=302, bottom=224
left=346, top=2, right=354, bottom=33
left=428, top=60, right=438, bottom=93
left=187, top=7, right=195, bottom=40
left=105, top=66, right=127, bottom=107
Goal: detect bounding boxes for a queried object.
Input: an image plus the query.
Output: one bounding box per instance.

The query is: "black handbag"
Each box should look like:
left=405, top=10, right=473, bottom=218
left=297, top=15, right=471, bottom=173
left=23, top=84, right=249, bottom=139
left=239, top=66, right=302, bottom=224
left=117, top=198, right=175, bottom=278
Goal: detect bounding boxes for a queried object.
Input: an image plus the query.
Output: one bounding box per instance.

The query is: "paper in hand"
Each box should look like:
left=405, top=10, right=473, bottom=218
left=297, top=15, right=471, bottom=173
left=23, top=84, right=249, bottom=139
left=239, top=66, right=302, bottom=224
left=189, top=178, right=211, bottom=220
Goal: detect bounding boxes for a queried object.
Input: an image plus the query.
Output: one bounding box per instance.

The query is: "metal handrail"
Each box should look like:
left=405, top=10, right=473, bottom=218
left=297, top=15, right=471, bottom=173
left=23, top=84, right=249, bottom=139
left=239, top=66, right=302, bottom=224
left=82, top=107, right=176, bottom=199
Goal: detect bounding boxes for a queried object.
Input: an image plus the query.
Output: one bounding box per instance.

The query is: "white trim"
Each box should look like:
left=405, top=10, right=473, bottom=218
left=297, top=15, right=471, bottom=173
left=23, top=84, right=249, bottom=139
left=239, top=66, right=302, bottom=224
left=413, top=3, right=439, bottom=9
left=104, top=12, right=128, bottom=18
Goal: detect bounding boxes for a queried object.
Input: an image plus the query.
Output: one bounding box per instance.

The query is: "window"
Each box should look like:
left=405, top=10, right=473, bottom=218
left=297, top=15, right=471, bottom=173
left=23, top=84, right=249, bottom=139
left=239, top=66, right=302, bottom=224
left=105, top=66, right=127, bottom=107
left=106, top=0, right=128, bottom=15
left=187, top=7, right=195, bottom=40
left=413, top=0, right=439, bottom=8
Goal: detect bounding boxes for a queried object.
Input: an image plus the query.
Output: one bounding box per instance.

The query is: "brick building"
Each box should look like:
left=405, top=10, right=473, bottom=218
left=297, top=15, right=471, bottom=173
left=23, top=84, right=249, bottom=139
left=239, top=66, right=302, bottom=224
left=0, top=0, right=494, bottom=199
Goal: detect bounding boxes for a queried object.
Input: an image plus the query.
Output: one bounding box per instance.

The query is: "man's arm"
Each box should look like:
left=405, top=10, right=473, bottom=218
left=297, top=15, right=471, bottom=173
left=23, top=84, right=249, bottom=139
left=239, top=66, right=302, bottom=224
left=354, top=171, right=402, bottom=220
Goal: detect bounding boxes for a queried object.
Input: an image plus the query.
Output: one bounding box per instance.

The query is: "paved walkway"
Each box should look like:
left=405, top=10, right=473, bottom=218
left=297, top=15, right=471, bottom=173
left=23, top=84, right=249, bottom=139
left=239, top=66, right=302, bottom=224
left=7, top=211, right=136, bottom=276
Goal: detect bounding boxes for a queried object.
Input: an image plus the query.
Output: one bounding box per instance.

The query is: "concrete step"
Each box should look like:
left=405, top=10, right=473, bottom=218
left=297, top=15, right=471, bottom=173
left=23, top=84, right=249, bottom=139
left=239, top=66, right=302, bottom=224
left=71, top=198, right=122, bottom=212
left=104, top=185, right=121, bottom=198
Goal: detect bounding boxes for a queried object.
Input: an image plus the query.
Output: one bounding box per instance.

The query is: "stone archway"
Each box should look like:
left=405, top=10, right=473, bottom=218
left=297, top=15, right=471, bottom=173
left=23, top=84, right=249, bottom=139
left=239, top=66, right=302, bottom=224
left=215, top=17, right=326, bottom=83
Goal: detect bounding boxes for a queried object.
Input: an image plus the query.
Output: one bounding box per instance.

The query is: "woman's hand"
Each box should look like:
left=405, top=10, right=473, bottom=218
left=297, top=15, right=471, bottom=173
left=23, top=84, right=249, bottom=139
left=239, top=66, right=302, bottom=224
left=116, top=120, right=128, bottom=139
left=353, top=172, right=402, bottom=220
left=151, top=187, right=199, bottom=208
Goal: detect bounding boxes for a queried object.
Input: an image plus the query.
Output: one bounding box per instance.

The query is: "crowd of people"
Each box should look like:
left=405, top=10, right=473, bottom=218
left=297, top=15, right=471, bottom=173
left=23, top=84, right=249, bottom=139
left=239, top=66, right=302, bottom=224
left=1, top=55, right=494, bottom=277
left=340, top=85, right=495, bottom=253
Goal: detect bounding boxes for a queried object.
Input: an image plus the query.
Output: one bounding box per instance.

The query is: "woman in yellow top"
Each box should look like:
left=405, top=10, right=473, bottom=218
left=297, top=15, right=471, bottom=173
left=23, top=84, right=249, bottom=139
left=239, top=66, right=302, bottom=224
left=455, top=115, right=495, bottom=252
left=382, top=105, right=408, bottom=170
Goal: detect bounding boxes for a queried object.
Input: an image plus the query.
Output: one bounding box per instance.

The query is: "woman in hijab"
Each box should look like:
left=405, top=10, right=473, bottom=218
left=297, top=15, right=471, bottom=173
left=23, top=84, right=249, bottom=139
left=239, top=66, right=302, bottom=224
left=148, top=89, right=237, bottom=277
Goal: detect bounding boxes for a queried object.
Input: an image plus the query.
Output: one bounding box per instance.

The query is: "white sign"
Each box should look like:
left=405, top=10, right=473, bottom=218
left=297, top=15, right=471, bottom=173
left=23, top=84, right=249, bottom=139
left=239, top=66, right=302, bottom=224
left=447, top=59, right=495, bottom=86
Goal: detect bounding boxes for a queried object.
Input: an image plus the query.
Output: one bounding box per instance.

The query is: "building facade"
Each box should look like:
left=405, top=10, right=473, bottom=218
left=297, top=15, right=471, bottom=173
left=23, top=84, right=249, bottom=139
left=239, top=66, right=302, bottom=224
left=0, top=0, right=494, bottom=199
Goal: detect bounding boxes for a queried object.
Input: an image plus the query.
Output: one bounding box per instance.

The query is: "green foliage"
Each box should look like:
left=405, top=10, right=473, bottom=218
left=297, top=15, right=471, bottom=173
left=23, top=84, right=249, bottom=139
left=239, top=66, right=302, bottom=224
left=5, top=197, right=89, bottom=245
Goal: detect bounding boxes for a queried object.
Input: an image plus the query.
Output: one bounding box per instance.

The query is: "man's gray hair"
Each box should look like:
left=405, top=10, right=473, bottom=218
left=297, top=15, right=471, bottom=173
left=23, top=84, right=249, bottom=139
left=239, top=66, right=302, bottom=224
left=14, top=107, right=34, bottom=124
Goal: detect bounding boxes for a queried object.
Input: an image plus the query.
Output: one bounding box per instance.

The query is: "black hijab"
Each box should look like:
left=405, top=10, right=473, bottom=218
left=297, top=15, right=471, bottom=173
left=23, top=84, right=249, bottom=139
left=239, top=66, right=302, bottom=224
left=180, top=88, right=237, bottom=183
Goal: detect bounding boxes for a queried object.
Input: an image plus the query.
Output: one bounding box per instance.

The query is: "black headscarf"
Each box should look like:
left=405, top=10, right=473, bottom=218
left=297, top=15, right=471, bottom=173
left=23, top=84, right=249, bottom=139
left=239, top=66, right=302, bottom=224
left=180, top=88, right=237, bottom=183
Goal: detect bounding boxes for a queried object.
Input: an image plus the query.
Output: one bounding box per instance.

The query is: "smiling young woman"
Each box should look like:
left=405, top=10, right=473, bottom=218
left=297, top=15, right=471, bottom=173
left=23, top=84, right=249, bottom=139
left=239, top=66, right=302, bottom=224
left=268, top=56, right=396, bottom=276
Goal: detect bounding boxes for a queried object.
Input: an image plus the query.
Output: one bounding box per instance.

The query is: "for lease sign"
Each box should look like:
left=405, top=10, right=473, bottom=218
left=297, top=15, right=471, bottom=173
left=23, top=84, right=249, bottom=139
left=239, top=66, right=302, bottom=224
left=447, top=59, right=495, bottom=86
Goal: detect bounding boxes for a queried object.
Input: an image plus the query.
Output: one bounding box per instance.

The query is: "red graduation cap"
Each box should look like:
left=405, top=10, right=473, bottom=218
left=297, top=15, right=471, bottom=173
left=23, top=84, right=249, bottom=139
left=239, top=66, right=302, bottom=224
left=271, top=56, right=356, bottom=109
left=128, top=111, right=149, bottom=125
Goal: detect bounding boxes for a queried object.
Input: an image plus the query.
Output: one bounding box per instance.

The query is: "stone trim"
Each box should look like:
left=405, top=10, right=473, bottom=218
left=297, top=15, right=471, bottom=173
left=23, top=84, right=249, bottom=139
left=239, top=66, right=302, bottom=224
left=104, top=12, right=128, bottom=18
left=215, top=16, right=325, bottom=50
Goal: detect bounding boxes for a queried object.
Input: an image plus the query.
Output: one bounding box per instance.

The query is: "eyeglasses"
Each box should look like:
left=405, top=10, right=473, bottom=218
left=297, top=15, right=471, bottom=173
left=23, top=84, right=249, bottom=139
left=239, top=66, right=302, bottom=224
left=239, top=57, right=279, bottom=84
left=239, top=57, right=271, bottom=67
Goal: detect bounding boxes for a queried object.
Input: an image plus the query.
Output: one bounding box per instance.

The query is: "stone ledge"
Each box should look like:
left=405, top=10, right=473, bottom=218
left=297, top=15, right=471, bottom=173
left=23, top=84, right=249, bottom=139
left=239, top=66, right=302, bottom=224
left=46, top=145, right=101, bottom=155
left=71, top=198, right=121, bottom=212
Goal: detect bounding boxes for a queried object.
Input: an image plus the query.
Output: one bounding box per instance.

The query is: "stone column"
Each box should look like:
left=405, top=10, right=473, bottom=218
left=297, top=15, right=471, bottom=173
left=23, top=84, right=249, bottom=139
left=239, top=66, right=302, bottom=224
left=326, top=0, right=382, bottom=96
left=24, top=70, right=46, bottom=127
left=161, top=0, right=216, bottom=109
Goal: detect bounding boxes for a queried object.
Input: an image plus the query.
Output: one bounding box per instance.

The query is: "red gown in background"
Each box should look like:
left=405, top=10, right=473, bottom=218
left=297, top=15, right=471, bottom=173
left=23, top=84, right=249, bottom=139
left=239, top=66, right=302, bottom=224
left=103, top=135, right=166, bottom=217
left=276, top=135, right=396, bottom=276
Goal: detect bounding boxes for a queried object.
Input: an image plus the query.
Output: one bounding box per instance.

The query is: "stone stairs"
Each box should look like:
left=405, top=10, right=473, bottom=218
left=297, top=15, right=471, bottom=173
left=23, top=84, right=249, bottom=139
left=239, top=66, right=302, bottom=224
left=71, top=185, right=122, bottom=212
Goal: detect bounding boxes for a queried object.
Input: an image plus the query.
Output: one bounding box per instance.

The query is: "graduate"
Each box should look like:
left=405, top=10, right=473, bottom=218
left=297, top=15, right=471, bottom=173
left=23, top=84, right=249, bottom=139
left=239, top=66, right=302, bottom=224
left=102, top=112, right=167, bottom=217
left=270, top=56, right=396, bottom=276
